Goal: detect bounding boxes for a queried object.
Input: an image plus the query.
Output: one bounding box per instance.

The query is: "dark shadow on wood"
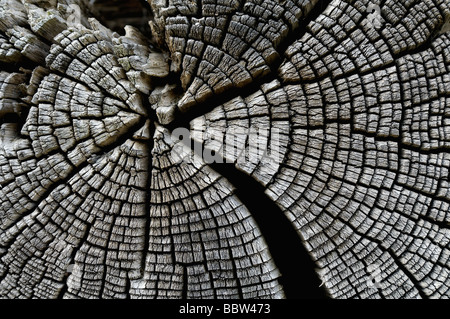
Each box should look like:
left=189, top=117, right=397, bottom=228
left=208, top=161, right=329, bottom=299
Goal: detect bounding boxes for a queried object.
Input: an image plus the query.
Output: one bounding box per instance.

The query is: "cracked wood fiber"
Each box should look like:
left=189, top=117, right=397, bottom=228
left=0, top=0, right=449, bottom=299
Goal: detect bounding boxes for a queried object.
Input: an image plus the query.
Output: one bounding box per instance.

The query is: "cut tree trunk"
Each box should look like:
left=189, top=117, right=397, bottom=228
left=0, top=0, right=449, bottom=299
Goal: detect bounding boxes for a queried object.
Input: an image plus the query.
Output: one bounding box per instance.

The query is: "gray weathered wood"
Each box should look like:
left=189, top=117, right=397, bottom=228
left=0, top=0, right=449, bottom=299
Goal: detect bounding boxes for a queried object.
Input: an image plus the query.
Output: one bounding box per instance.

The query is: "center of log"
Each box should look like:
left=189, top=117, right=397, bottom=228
left=90, top=0, right=153, bottom=36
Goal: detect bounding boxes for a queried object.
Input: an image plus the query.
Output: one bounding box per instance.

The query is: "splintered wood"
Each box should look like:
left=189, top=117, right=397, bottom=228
left=0, top=0, right=449, bottom=299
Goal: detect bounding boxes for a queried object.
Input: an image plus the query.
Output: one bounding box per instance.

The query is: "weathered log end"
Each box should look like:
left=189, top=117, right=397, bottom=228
left=0, top=0, right=449, bottom=299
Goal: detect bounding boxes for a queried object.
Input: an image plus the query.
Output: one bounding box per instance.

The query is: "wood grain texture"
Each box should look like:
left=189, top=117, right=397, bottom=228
left=0, top=0, right=449, bottom=299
